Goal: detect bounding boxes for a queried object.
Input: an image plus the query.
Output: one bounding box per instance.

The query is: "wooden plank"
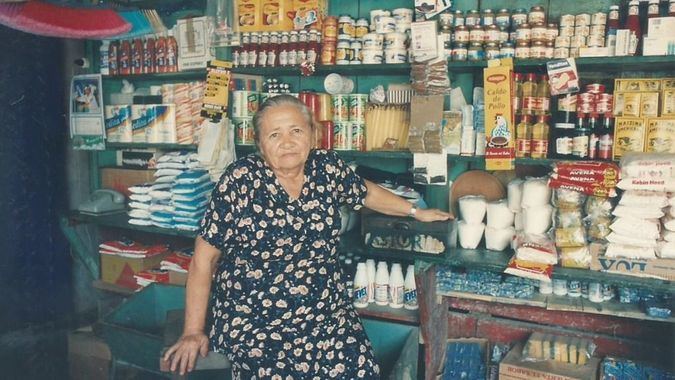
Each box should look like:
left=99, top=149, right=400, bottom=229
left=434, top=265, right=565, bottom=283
left=356, top=303, right=419, bottom=325
left=446, top=311, right=478, bottom=338
left=439, top=290, right=548, bottom=308
left=418, top=266, right=447, bottom=380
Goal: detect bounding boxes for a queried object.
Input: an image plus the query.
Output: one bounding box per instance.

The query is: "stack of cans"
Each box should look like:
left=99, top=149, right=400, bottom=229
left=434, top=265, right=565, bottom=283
left=554, top=12, right=607, bottom=58
left=332, top=94, right=368, bottom=151
left=231, top=90, right=259, bottom=146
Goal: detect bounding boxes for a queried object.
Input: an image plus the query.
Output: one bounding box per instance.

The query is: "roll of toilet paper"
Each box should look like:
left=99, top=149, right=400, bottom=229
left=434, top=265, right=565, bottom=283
left=507, top=179, right=524, bottom=212
left=485, top=226, right=515, bottom=251
left=521, top=177, right=551, bottom=208
left=458, top=221, right=485, bottom=249
left=514, top=211, right=523, bottom=231
left=459, top=195, right=487, bottom=224
left=523, top=205, right=553, bottom=234
left=487, top=199, right=514, bottom=229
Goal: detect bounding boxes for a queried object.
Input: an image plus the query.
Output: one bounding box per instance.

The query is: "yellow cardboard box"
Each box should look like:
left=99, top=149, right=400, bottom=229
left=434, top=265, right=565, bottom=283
left=293, top=0, right=327, bottom=30
left=237, top=0, right=261, bottom=32
left=261, top=0, right=294, bottom=31
left=483, top=58, right=515, bottom=171
left=613, top=117, right=646, bottom=160
left=646, top=117, right=675, bottom=153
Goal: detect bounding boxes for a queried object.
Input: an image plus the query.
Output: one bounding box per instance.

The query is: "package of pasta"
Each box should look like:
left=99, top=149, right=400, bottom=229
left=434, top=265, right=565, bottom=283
left=555, top=207, right=584, bottom=228
left=585, top=215, right=612, bottom=241
left=548, top=177, right=617, bottom=198
left=555, top=226, right=586, bottom=248
left=553, top=188, right=586, bottom=208
left=553, top=161, right=621, bottom=183
left=584, top=196, right=614, bottom=218
left=560, top=246, right=591, bottom=269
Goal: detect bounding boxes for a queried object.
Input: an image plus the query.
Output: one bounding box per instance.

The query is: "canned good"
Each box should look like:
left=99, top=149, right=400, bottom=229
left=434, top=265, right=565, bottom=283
left=351, top=122, right=365, bottom=151
left=500, top=41, right=515, bottom=58
left=586, top=83, right=606, bottom=93
left=384, top=32, right=407, bottom=49
left=384, top=47, right=407, bottom=63
left=602, top=283, right=614, bottom=301
left=516, top=24, right=531, bottom=42
left=362, top=48, right=383, bottom=64
left=590, top=24, right=606, bottom=35
left=512, top=8, right=528, bottom=27
left=320, top=43, right=336, bottom=65
left=355, top=18, right=369, bottom=38
left=569, top=47, right=580, bottom=58
left=496, top=8, right=510, bottom=28
left=530, top=40, right=546, bottom=59
left=529, top=6, right=546, bottom=24
left=544, top=41, right=554, bottom=58
left=332, top=95, right=350, bottom=121
left=321, top=120, right=334, bottom=149
left=555, top=36, right=571, bottom=48
left=485, top=42, right=500, bottom=59
left=559, top=14, right=576, bottom=27
left=362, top=33, right=383, bottom=49
left=568, top=280, right=582, bottom=297
left=351, top=41, right=362, bottom=62
left=469, top=25, right=485, bottom=43
left=370, top=9, right=391, bottom=31
left=468, top=42, right=485, bottom=61
left=452, top=43, right=468, bottom=61
left=515, top=41, right=530, bottom=59
left=575, top=25, right=590, bottom=37
left=333, top=122, right=351, bottom=150
left=466, top=10, right=480, bottom=27
left=393, top=8, right=413, bottom=23
left=349, top=94, right=368, bottom=122
left=482, top=9, right=495, bottom=26
left=485, top=24, right=500, bottom=43
left=531, top=22, right=547, bottom=41
left=559, top=26, right=575, bottom=38
left=575, top=13, right=591, bottom=26
left=375, top=16, right=396, bottom=34
left=546, top=23, right=558, bottom=42
left=234, top=117, right=255, bottom=145
left=232, top=90, right=260, bottom=117
left=552, top=278, right=568, bottom=296
left=591, top=12, right=607, bottom=26
left=570, top=34, right=587, bottom=48
left=554, top=47, right=570, bottom=58
left=454, top=10, right=465, bottom=27
left=587, top=34, right=605, bottom=47
left=454, top=25, right=470, bottom=43
left=336, top=40, right=352, bottom=62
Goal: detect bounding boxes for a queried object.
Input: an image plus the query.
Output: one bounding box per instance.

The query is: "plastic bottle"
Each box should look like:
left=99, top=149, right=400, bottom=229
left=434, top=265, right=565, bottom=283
left=530, top=114, right=550, bottom=158
left=521, top=73, right=538, bottom=116
left=512, top=73, right=524, bottom=115
left=99, top=41, right=110, bottom=75
left=536, top=75, right=550, bottom=115
left=353, top=263, right=369, bottom=308
left=388, top=263, right=405, bottom=309
left=374, top=261, right=389, bottom=306
left=626, top=0, right=642, bottom=56
left=366, top=259, right=376, bottom=303
left=131, top=38, right=143, bottom=75
left=143, top=36, right=155, bottom=74
left=119, top=39, right=131, bottom=75
left=404, top=265, right=418, bottom=310
left=515, top=114, right=532, bottom=158
left=166, top=30, right=178, bottom=73
left=108, top=40, right=119, bottom=76
left=155, top=35, right=167, bottom=73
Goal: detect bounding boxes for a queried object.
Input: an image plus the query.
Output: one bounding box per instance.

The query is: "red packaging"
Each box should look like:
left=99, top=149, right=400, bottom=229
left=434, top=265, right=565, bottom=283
left=553, top=161, right=621, bottom=181
left=504, top=256, right=553, bottom=282
left=548, top=177, right=617, bottom=197
left=142, top=37, right=155, bottom=74
left=166, top=34, right=178, bottom=72
left=119, top=39, right=131, bottom=75
left=321, top=120, right=334, bottom=149
left=108, top=40, right=119, bottom=76
left=550, top=172, right=618, bottom=187
left=155, top=36, right=166, bottom=73
left=586, top=83, right=606, bottom=94
left=131, top=38, right=143, bottom=75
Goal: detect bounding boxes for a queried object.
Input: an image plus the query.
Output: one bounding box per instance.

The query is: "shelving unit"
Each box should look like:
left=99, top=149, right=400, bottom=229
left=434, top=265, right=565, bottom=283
left=106, top=142, right=198, bottom=151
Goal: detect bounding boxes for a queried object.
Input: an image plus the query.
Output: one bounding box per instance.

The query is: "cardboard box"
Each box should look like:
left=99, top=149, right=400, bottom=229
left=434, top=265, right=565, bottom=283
left=169, top=271, right=188, bottom=286
left=292, top=0, right=327, bottom=30
left=646, top=118, right=675, bottom=153
left=101, top=168, right=156, bottom=198
left=237, top=0, right=260, bottom=32
left=662, top=78, right=675, bottom=90
left=615, top=78, right=661, bottom=92
left=68, top=327, right=111, bottom=380
left=662, top=89, right=675, bottom=115
left=642, top=36, right=670, bottom=56
left=613, top=117, right=646, bottom=160
left=614, top=92, right=641, bottom=117
left=100, top=251, right=170, bottom=289
left=261, top=0, right=293, bottom=31
left=590, top=242, right=675, bottom=281
left=648, top=17, right=675, bottom=38
left=499, top=343, right=599, bottom=380
left=578, top=47, right=610, bottom=57
left=640, top=92, right=660, bottom=117
left=615, top=29, right=630, bottom=56
left=483, top=58, right=515, bottom=171
left=175, top=16, right=215, bottom=71
left=410, top=95, right=444, bottom=153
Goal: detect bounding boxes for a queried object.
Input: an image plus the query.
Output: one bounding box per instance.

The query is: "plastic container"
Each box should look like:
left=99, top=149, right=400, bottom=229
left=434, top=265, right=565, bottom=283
left=384, top=48, right=407, bottom=63
left=389, top=263, right=405, bottom=308
left=403, top=265, right=417, bottom=310
left=375, top=261, right=390, bottom=306
left=353, top=263, right=369, bottom=308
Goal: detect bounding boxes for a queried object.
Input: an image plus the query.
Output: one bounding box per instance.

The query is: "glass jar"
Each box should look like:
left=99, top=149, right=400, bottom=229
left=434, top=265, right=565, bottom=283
left=338, top=15, right=355, bottom=37
left=516, top=23, right=531, bottom=43
left=499, top=26, right=509, bottom=43
left=454, top=25, right=470, bottom=43
left=466, top=10, right=481, bottom=27
left=468, top=42, right=485, bottom=61
left=485, top=24, right=500, bottom=43
left=482, top=9, right=495, bottom=26
left=515, top=41, right=530, bottom=59
left=544, top=41, right=554, bottom=58
left=529, top=6, right=546, bottom=24
left=469, top=25, right=485, bottom=43
left=452, top=42, right=468, bottom=61
left=454, top=10, right=465, bottom=27
left=439, top=12, right=454, bottom=30
left=531, top=22, right=547, bottom=42
left=496, top=9, right=511, bottom=28
left=530, top=40, right=546, bottom=58
left=500, top=41, right=515, bottom=58
left=485, top=42, right=500, bottom=59
left=355, top=18, right=369, bottom=39
left=546, top=23, right=558, bottom=42
left=553, top=123, right=575, bottom=158
left=511, top=8, right=528, bottom=27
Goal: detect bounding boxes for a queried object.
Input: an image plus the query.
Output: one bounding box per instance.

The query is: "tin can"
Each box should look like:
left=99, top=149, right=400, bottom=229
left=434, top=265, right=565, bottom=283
left=590, top=24, right=606, bottom=36
left=602, top=283, right=614, bottom=301
left=323, top=16, right=338, bottom=39
left=568, top=280, right=581, bottom=297
left=370, top=9, right=391, bottom=31
left=559, top=26, right=575, bottom=38
left=552, top=279, right=568, bottom=296
left=355, top=18, right=369, bottom=38
left=349, top=94, right=368, bottom=122
left=560, top=14, right=576, bottom=27
left=321, top=120, right=334, bottom=149
left=336, top=40, right=352, bottom=62
left=234, top=117, right=255, bottom=145
left=575, top=13, right=591, bottom=26
left=546, top=24, right=559, bottom=42
left=555, top=36, right=571, bottom=48
left=333, top=122, right=351, bottom=150
left=351, top=122, right=365, bottom=151
left=591, top=12, right=607, bottom=26
left=338, top=15, right=355, bottom=37
left=351, top=41, right=362, bottom=63
left=575, top=25, right=590, bottom=37
left=554, top=47, right=570, bottom=58
left=528, top=6, right=546, bottom=24
left=332, top=95, right=350, bottom=121
left=320, top=43, right=336, bottom=65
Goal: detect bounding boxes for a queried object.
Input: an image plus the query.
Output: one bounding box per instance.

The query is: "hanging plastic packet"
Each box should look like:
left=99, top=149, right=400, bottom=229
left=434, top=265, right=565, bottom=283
left=206, top=0, right=238, bottom=47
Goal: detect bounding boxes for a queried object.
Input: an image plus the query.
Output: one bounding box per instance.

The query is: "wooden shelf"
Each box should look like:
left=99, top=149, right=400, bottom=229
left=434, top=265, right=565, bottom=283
left=356, top=303, right=419, bottom=325
left=69, top=211, right=197, bottom=238
left=439, top=290, right=675, bottom=323
left=446, top=55, right=675, bottom=73
left=231, top=63, right=411, bottom=77
left=106, top=142, right=198, bottom=151
left=102, top=70, right=206, bottom=81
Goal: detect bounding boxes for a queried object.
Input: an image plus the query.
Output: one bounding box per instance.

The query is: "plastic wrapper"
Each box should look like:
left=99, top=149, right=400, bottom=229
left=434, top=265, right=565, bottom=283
left=619, top=190, right=669, bottom=208
left=411, top=60, right=450, bottom=95
left=555, top=207, right=584, bottom=228
left=504, top=257, right=553, bottom=282
left=605, top=243, right=656, bottom=259
left=663, top=230, right=675, bottom=242
left=555, top=227, right=586, bottom=248
left=550, top=172, right=618, bottom=188
left=616, top=177, right=675, bottom=192
left=548, top=177, right=617, bottom=198
left=656, top=241, right=675, bottom=258
left=554, top=161, right=621, bottom=183
left=522, top=332, right=596, bottom=365
left=610, top=216, right=661, bottom=240
left=618, top=287, right=641, bottom=304
left=620, top=152, right=675, bottom=179
left=560, top=246, right=591, bottom=269
left=514, top=233, right=558, bottom=264
left=443, top=341, right=486, bottom=380
left=663, top=215, right=675, bottom=232
left=584, top=196, right=613, bottom=218
left=612, top=205, right=665, bottom=220
left=553, top=188, right=586, bottom=208
left=585, top=215, right=612, bottom=241
left=643, top=300, right=672, bottom=319
left=606, top=232, right=658, bottom=248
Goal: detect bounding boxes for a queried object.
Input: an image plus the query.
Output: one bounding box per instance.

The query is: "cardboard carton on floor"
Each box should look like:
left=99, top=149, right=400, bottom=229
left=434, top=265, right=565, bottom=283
left=100, top=251, right=170, bottom=289
left=499, top=343, right=599, bottom=380
left=589, top=242, right=675, bottom=281
left=101, top=168, right=155, bottom=198
left=68, top=327, right=111, bottom=380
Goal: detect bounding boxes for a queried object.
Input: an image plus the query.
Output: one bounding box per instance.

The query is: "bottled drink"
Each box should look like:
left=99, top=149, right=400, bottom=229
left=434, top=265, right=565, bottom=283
left=522, top=73, right=538, bottom=115
left=155, top=35, right=167, bottom=73
left=388, top=263, right=405, bottom=309
left=516, top=114, right=532, bottom=158
left=366, top=259, right=376, bottom=303
left=513, top=73, right=524, bottom=115
left=374, top=262, right=389, bottom=306
left=598, top=114, right=614, bottom=160
left=588, top=114, right=600, bottom=159
left=119, top=39, right=131, bottom=75
left=131, top=38, right=143, bottom=75
left=404, top=265, right=418, bottom=310
left=142, top=37, right=155, bottom=74
left=531, top=114, right=550, bottom=158
left=353, top=263, right=369, bottom=308
left=108, top=40, right=119, bottom=76
left=536, top=75, right=551, bottom=115
left=100, top=41, right=110, bottom=75
left=626, top=0, right=642, bottom=56
left=166, top=31, right=178, bottom=72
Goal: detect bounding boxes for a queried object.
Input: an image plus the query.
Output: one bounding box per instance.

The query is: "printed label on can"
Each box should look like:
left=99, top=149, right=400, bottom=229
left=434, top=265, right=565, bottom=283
left=349, top=94, right=367, bottom=122
left=351, top=122, right=365, bottom=151
left=332, top=95, right=350, bottom=121
left=333, top=122, right=351, bottom=150
left=234, top=118, right=255, bottom=145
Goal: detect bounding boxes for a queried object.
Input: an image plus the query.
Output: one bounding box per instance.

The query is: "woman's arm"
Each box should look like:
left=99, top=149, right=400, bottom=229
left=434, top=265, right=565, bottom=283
left=163, top=236, right=221, bottom=375
left=363, top=180, right=452, bottom=222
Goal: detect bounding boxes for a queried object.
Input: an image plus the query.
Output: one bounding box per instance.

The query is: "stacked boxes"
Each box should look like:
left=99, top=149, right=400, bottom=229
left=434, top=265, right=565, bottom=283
left=613, top=78, right=675, bottom=158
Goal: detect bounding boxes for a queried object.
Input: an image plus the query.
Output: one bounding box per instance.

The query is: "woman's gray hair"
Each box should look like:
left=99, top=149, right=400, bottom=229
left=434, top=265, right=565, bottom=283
left=251, top=94, right=315, bottom=145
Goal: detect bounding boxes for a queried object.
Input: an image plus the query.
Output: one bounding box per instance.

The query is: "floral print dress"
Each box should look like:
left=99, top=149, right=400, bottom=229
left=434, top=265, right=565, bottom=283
left=199, top=149, right=381, bottom=379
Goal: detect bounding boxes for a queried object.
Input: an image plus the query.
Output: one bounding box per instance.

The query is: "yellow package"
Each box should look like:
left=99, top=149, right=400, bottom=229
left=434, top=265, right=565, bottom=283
left=237, top=0, right=260, bottom=32
left=662, top=89, right=675, bottom=116
left=293, top=0, right=327, bottom=30
left=615, top=78, right=660, bottom=92
left=640, top=92, right=660, bottom=117
left=614, top=92, right=641, bottom=117
left=483, top=59, right=515, bottom=170
left=661, top=78, right=675, bottom=90
left=646, top=118, right=675, bottom=153
left=560, top=246, right=591, bottom=269
left=613, top=117, right=646, bottom=160
left=261, top=0, right=294, bottom=31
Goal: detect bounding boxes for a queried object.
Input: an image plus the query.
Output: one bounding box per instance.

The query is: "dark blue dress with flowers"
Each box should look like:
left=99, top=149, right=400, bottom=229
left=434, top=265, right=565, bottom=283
left=199, top=149, right=380, bottom=379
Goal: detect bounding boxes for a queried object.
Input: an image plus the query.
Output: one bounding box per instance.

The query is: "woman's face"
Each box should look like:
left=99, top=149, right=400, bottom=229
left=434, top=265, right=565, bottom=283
left=258, top=104, right=313, bottom=173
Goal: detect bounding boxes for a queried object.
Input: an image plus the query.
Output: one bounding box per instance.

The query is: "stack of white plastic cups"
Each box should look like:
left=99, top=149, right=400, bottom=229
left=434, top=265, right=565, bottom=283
left=457, top=195, right=487, bottom=249
left=485, top=199, right=516, bottom=251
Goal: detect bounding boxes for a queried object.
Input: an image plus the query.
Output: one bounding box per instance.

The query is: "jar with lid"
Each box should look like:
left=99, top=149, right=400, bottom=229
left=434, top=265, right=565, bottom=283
left=546, top=23, right=558, bottom=42
left=572, top=127, right=590, bottom=158
left=482, top=9, right=495, bottom=26
left=530, top=40, right=546, bottom=59
left=552, top=123, right=575, bottom=158
left=306, top=38, right=318, bottom=66
left=468, top=42, right=485, bottom=61
left=608, top=5, right=620, bottom=28
left=485, top=42, right=500, bottom=59
left=485, top=24, right=500, bottom=43
left=469, top=25, right=485, bottom=43
left=452, top=42, right=468, bottom=61
left=516, top=23, right=531, bottom=43
left=515, top=41, right=530, bottom=59
left=454, top=10, right=465, bottom=27
left=336, top=40, right=352, bottom=64
left=648, top=0, right=661, bottom=18
left=288, top=31, right=299, bottom=65
left=511, top=8, right=528, bottom=27
left=499, top=26, right=509, bottom=43
left=439, top=11, right=454, bottom=29
left=531, top=22, right=547, bottom=41
left=350, top=40, right=362, bottom=63
left=338, top=15, right=355, bottom=37
left=531, top=114, right=550, bottom=158
left=466, top=10, right=481, bottom=27
left=355, top=18, right=369, bottom=38
left=544, top=41, right=554, bottom=58
left=500, top=41, right=515, bottom=58
left=258, top=33, right=270, bottom=67
left=250, top=32, right=260, bottom=45
left=323, top=16, right=338, bottom=39
left=528, top=6, right=546, bottom=24
left=454, top=25, right=470, bottom=43
left=496, top=9, right=510, bottom=28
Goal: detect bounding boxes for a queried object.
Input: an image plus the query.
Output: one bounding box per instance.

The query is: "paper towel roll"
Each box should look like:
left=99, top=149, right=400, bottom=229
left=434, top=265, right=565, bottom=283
left=514, top=211, right=523, bottom=231
left=459, top=195, right=487, bottom=224
left=521, top=177, right=551, bottom=208
left=523, top=205, right=553, bottom=234
left=458, top=221, right=485, bottom=249
left=507, top=179, right=524, bottom=211
left=485, top=226, right=515, bottom=251
left=487, top=199, right=514, bottom=229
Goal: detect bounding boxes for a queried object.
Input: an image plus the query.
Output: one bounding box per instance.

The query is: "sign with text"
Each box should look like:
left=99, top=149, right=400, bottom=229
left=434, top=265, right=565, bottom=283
left=484, top=59, right=515, bottom=170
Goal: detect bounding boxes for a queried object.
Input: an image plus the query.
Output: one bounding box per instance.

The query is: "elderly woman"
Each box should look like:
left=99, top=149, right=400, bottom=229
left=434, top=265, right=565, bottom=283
left=164, top=95, right=450, bottom=379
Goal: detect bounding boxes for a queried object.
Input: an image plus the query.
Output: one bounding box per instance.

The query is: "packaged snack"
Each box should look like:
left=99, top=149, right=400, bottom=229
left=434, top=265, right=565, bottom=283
left=584, top=196, right=613, bottom=217
left=610, top=216, right=661, bottom=240
left=612, top=205, right=665, bottom=219
left=585, top=215, right=611, bottom=240
left=555, top=226, right=586, bottom=247
left=514, top=233, right=558, bottom=264
left=553, top=188, right=586, bottom=208
left=560, top=246, right=591, bottom=269
left=549, top=177, right=617, bottom=198
left=555, top=207, right=584, bottom=228
left=504, top=256, right=553, bottom=282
